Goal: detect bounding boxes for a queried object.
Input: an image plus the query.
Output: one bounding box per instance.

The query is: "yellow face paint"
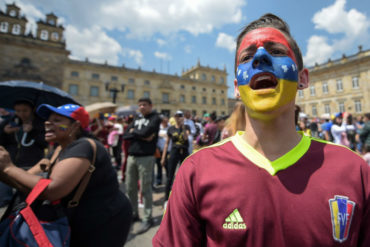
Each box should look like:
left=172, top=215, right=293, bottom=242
left=238, top=78, right=297, bottom=118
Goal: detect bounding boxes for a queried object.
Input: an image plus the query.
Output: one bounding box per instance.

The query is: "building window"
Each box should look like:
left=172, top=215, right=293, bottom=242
left=192, top=110, right=197, bottom=117
left=312, top=105, right=317, bottom=117
left=0, top=22, right=8, bottom=33
left=127, top=89, right=135, bottom=99
left=90, top=86, right=99, bottom=97
left=68, top=84, right=78, bottom=96
left=322, top=82, right=328, bottom=94
left=144, top=80, right=150, bottom=85
left=12, top=24, right=21, bottom=35
left=111, top=75, right=118, bottom=81
left=212, top=97, right=216, bottom=105
left=162, top=93, right=169, bottom=103
left=202, top=96, right=207, bottom=104
left=212, top=89, right=216, bottom=93
left=220, top=77, right=225, bottom=83
left=221, top=98, right=225, bottom=105
left=324, top=104, right=331, bottom=114
left=202, top=88, right=206, bottom=92
left=180, top=95, right=185, bottom=103
left=310, top=85, right=316, bottom=96
left=352, top=76, right=359, bottom=89
left=180, top=85, right=185, bottom=89
left=143, top=91, right=150, bottom=98
left=192, top=96, right=196, bottom=103
left=202, top=73, right=207, bottom=81
left=192, top=86, right=196, bottom=91
left=298, top=90, right=304, bottom=98
left=211, top=75, right=215, bottom=82
left=51, top=32, right=59, bottom=41
left=128, top=78, right=135, bottom=84
left=70, top=71, right=79, bottom=77
left=339, top=102, right=345, bottom=113
left=354, top=100, right=362, bottom=113
left=336, top=79, right=343, bottom=92
left=221, top=90, right=224, bottom=94
left=92, top=73, right=100, bottom=80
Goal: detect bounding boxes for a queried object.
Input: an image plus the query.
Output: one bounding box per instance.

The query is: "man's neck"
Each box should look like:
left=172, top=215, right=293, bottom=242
left=242, top=109, right=301, bottom=161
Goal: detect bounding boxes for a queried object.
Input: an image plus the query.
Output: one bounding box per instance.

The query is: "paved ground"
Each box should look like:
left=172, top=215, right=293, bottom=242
left=123, top=182, right=165, bottom=247
left=0, top=175, right=166, bottom=247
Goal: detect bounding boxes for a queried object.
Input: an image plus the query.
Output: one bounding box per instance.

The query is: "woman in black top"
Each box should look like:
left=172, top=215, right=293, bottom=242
left=0, top=103, right=132, bottom=247
left=161, top=111, right=190, bottom=201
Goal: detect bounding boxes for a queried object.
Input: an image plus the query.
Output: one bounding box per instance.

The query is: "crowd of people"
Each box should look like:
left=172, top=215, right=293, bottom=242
left=0, top=12, right=369, bottom=247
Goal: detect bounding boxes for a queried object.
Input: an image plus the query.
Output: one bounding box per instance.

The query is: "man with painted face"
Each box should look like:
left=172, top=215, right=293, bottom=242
left=153, top=14, right=370, bottom=247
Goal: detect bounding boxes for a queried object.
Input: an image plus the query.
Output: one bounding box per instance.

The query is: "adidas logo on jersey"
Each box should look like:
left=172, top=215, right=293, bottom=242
left=223, top=209, right=246, bottom=230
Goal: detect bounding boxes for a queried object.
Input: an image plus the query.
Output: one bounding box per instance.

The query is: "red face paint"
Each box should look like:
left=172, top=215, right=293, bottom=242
left=237, top=27, right=297, bottom=66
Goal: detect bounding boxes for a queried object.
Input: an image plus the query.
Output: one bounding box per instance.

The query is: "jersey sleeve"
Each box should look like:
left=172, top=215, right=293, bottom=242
left=153, top=157, right=204, bottom=246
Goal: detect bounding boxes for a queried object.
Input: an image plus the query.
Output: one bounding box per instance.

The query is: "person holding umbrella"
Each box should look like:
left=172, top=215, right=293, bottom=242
left=0, top=98, right=47, bottom=207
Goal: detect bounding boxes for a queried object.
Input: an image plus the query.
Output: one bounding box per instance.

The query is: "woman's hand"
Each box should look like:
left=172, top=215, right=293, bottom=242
left=0, top=146, right=14, bottom=172
left=3, top=124, right=19, bottom=134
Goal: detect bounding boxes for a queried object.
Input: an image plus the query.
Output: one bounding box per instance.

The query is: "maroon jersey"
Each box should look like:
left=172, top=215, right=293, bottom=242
left=153, top=132, right=370, bottom=247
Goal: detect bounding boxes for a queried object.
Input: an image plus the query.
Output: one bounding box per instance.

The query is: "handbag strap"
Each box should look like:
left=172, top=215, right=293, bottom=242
left=25, top=179, right=52, bottom=206
left=67, top=138, right=97, bottom=208
left=21, top=178, right=54, bottom=247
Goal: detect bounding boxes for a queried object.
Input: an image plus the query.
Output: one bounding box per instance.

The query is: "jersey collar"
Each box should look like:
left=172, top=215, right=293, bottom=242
left=231, top=131, right=311, bottom=175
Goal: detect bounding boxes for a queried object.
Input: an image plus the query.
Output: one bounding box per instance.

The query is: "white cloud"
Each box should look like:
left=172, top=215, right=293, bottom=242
left=303, top=36, right=334, bottom=66
left=156, top=39, right=167, bottom=46
left=154, top=51, right=172, bottom=60
left=216, top=32, right=236, bottom=52
left=184, top=45, right=192, bottom=54
left=304, top=0, right=370, bottom=66
left=123, top=48, right=144, bottom=65
left=65, top=25, right=122, bottom=65
left=20, top=0, right=245, bottom=38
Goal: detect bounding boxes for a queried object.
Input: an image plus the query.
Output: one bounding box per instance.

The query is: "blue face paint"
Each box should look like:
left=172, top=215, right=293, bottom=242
left=236, top=47, right=300, bottom=119
left=236, top=47, right=298, bottom=86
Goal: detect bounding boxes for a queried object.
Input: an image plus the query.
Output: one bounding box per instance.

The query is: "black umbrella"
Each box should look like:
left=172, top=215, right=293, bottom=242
left=0, top=80, right=80, bottom=109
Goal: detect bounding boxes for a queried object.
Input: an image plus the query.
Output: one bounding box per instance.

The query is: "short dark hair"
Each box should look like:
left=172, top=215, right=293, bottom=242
left=138, top=97, right=152, bottom=105
left=234, top=13, right=303, bottom=76
left=14, top=98, right=34, bottom=109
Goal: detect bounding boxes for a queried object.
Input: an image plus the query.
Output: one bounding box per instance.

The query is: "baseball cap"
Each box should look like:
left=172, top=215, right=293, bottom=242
left=175, top=110, right=183, bottom=117
left=37, top=103, right=90, bottom=128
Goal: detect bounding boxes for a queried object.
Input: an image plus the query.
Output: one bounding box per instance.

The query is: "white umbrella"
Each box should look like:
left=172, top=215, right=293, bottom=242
left=116, top=105, right=138, bottom=117
left=85, top=102, right=117, bottom=117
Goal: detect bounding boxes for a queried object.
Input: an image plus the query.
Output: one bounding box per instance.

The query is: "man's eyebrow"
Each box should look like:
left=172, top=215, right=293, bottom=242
left=264, top=41, right=289, bottom=49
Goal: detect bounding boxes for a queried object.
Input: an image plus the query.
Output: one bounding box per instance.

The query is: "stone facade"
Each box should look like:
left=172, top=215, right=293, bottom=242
left=297, top=47, right=370, bottom=117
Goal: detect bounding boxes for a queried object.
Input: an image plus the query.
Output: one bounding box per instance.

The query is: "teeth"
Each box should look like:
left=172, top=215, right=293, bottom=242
left=255, top=75, right=272, bottom=81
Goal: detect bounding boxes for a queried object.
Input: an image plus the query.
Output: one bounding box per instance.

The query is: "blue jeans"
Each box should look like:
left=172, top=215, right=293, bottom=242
left=0, top=182, right=13, bottom=207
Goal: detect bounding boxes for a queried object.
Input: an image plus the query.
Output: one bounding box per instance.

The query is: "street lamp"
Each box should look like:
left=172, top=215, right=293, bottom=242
left=105, top=81, right=125, bottom=104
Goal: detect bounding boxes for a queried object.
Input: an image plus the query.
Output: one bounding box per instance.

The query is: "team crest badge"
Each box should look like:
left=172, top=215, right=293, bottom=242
left=329, top=195, right=355, bottom=243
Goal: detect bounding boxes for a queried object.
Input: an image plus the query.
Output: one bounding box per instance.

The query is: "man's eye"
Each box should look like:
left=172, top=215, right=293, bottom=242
left=240, top=55, right=253, bottom=63
left=270, top=49, right=285, bottom=56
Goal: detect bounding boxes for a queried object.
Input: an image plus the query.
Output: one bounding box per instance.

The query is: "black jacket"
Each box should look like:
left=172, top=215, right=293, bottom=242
left=0, top=116, right=47, bottom=168
left=122, top=111, right=161, bottom=156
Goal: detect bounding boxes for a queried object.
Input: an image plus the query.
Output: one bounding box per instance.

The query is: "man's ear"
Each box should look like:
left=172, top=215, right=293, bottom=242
left=234, top=79, right=240, bottom=99
left=297, top=68, right=309, bottom=90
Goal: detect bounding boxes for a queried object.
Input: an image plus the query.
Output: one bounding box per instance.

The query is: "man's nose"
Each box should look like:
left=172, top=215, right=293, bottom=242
left=251, top=48, right=272, bottom=68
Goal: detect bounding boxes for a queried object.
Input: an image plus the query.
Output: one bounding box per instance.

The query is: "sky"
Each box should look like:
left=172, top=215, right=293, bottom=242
left=1, top=0, right=369, bottom=97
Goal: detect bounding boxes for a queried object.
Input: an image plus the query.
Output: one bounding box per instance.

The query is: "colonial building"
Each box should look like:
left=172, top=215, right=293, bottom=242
left=0, top=4, right=229, bottom=117
left=297, top=46, right=370, bottom=117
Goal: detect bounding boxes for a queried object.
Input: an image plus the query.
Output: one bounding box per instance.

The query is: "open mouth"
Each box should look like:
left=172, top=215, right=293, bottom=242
left=250, top=73, right=278, bottom=90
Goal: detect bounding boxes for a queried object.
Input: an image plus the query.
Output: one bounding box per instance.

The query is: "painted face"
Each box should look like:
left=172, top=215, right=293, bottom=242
left=236, top=27, right=299, bottom=118
left=44, top=113, right=73, bottom=142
